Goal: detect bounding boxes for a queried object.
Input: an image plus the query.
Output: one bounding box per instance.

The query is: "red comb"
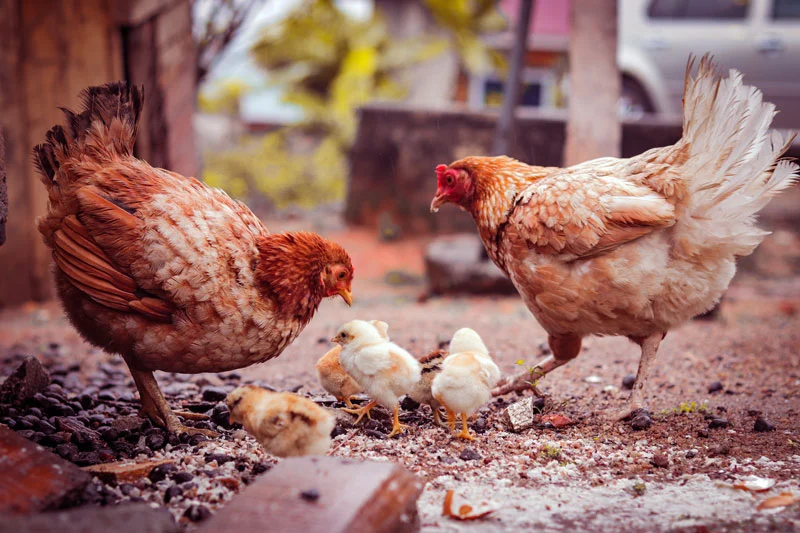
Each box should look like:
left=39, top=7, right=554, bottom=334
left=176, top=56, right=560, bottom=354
left=435, top=164, right=447, bottom=177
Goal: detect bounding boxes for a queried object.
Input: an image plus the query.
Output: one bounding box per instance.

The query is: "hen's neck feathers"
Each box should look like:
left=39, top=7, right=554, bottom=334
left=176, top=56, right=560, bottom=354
left=255, top=232, right=343, bottom=324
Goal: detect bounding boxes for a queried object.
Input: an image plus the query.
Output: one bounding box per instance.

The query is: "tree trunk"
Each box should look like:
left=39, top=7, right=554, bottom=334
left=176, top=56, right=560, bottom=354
left=563, top=0, right=620, bottom=166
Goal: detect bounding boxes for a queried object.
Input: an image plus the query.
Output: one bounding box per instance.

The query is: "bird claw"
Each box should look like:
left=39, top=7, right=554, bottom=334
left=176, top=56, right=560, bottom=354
left=388, top=422, right=410, bottom=438
left=455, top=429, right=476, bottom=441
left=174, top=409, right=210, bottom=421
left=342, top=402, right=376, bottom=425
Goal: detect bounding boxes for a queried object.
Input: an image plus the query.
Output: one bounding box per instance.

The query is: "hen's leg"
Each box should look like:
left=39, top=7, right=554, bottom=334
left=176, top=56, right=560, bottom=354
left=342, top=400, right=377, bottom=425
left=493, top=334, right=582, bottom=396
left=129, top=368, right=217, bottom=436
left=387, top=404, right=410, bottom=437
left=606, top=332, right=664, bottom=421
left=455, top=413, right=475, bottom=441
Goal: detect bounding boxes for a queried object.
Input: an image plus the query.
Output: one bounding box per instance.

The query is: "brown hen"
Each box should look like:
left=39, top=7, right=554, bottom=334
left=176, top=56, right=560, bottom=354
left=430, top=56, right=798, bottom=420
left=34, top=83, right=354, bottom=434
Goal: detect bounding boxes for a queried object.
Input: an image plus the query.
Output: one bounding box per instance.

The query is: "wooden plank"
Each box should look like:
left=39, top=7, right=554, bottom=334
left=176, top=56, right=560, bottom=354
left=113, top=0, right=181, bottom=26
left=197, top=457, right=425, bottom=533
left=0, top=427, right=92, bottom=515
left=0, top=126, right=7, bottom=247
left=0, top=502, right=179, bottom=533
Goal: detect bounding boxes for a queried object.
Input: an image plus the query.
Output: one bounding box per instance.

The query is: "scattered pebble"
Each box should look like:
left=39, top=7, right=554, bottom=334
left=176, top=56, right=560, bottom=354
left=630, top=414, right=652, bottom=431
left=651, top=453, right=669, bottom=469
left=300, top=489, right=320, bottom=502
left=753, top=416, right=775, bottom=433
left=584, top=376, right=603, bottom=384
left=621, top=375, right=636, bottom=390
left=708, top=418, right=729, bottom=429
left=183, top=504, right=212, bottom=522
left=201, top=387, right=228, bottom=402
left=707, top=381, right=724, bottom=394
left=459, top=448, right=482, bottom=461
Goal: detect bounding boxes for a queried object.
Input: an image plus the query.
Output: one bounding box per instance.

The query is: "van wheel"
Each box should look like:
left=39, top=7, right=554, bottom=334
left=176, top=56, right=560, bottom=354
left=619, top=77, right=654, bottom=117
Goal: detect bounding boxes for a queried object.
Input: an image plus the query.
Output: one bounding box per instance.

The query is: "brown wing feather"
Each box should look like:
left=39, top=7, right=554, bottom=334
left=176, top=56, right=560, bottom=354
left=52, top=196, right=174, bottom=323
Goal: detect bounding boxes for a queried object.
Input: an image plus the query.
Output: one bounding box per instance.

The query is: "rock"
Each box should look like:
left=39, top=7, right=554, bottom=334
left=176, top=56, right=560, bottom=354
left=697, top=429, right=709, bottom=438
left=0, top=427, right=91, bottom=514
left=754, top=416, right=776, bottom=432
left=709, top=418, right=729, bottom=429
left=424, top=234, right=516, bottom=296
left=196, top=456, right=423, bottom=533
left=504, top=397, right=536, bottom=432
left=164, top=485, right=183, bottom=503
left=172, top=471, right=194, bottom=484
left=708, top=381, right=724, bottom=394
left=0, top=355, right=50, bottom=405
left=459, top=448, right=482, bottom=461
left=148, top=462, right=179, bottom=483
left=184, top=504, right=213, bottom=523
left=651, top=452, right=669, bottom=468
left=541, top=413, right=573, bottom=428
left=300, top=488, right=321, bottom=502
left=0, top=502, right=178, bottom=533
left=252, top=462, right=271, bottom=475
left=630, top=414, right=652, bottom=431
left=211, top=404, right=231, bottom=428
left=205, top=453, right=234, bottom=466
left=83, top=459, right=173, bottom=485
left=709, top=442, right=731, bottom=457
left=621, top=374, right=636, bottom=390
left=202, top=386, right=229, bottom=402
left=685, top=449, right=698, bottom=459
left=112, top=416, right=146, bottom=433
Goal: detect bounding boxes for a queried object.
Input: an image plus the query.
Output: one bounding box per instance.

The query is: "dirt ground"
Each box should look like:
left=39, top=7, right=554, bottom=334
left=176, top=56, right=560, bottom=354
left=1, top=216, right=799, bottom=532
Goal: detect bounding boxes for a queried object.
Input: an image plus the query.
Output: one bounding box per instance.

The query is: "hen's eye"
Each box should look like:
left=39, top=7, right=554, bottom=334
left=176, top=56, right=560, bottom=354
left=446, top=175, right=454, bottom=185
left=337, top=270, right=347, bottom=280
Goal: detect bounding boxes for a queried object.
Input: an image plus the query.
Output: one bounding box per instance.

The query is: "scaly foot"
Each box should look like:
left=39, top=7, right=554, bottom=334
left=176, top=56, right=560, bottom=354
left=388, top=404, right=410, bottom=437
left=455, top=413, right=475, bottom=440
left=432, top=409, right=450, bottom=429
left=342, top=400, right=377, bottom=425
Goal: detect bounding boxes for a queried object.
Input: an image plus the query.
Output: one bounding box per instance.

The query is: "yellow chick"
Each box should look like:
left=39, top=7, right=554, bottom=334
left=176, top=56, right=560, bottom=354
left=331, top=320, right=422, bottom=437
left=408, top=349, right=449, bottom=428
left=432, top=328, right=501, bottom=440
left=226, top=385, right=335, bottom=457
left=316, top=345, right=362, bottom=408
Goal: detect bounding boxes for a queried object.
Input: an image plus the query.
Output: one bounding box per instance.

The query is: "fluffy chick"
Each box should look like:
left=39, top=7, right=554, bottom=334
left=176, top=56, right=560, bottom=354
left=432, top=328, right=501, bottom=440
left=408, top=349, right=448, bottom=428
left=332, top=320, right=421, bottom=437
left=226, top=385, right=335, bottom=457
left=316, top=345, right=362, bottom=408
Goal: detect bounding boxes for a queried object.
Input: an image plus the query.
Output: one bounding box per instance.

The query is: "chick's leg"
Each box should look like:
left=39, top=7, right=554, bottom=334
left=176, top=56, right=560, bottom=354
left=607, top=332, right=664, bottom=421
left=343, top=396, right=357, bottom=409
left=387, top=404, right=410, bottom=437
left=129, top=368, right=217, bottom=436
left=445, top=406, right=456, bottom=433
left=431, top=400, right=449, bottom=429
left=455, top=413, right=475, bottom=440
left=493, top=334, right=582, bottom=396
left=342, top=400, right=377, bottom=425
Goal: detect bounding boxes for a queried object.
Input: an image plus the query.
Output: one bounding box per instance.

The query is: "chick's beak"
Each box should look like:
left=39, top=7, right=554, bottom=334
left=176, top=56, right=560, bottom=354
left=338, top=288, right=353, bottom=306
left=430, top=193, right=445, bottom=213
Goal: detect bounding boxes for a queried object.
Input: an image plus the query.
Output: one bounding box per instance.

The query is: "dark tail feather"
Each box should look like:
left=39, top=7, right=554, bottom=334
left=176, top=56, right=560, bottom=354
left=33, top=82, right=144, bottom=184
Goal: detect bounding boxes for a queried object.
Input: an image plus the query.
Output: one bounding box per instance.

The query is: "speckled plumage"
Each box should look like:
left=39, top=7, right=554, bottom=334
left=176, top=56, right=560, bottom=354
left=33, top=83, right=353, bottom=432
left=432, top=56, right=798, bottom=417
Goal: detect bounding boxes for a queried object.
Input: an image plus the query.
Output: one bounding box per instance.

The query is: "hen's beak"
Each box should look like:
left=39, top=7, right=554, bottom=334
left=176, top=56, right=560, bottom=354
left=430, top=194, right=446, bottom=213
left=338, top=288, right=353, bottom=306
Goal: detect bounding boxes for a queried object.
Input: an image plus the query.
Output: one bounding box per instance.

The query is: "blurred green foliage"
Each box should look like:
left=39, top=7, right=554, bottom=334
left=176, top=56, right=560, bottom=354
left=201, top=0, right=506, bottom=209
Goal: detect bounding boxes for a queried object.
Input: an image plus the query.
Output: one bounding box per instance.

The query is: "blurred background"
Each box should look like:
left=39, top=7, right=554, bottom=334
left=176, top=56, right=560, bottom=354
left=1, top=0, right=799, bottom=306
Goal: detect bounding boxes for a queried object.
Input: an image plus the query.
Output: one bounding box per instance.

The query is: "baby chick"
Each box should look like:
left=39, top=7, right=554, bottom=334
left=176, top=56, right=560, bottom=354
left=408, top=349, right=449, bottom=428
left=432, top=328, right=501, bottom=440
left=316, top=345, right=362, bottom=408
left=226, top=385, right=335, bottom=457
left=332, top=320, right=422, bottom=437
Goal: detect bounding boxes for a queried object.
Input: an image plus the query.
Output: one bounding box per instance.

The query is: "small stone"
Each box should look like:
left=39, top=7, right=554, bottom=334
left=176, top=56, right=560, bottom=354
left=400, top=396, right=420, bottom=411
left=364, top=429, right=386, bottom=440
left=459, top=448, right=482, bottom=461
left=651, top=452, right=669, bottom=468
left=73, top=451, right=101, bottom=466
left=621, top=375, right=636, bottom=390
left=205, top=453, right=234, bottom=465
left=211, top=404, right=231, bottom=428
left=184, top=504, right=212, bottom=522
left=754, top=416, right=776, bottom=432
left=164, top=485, right=182, bottom=503
left=39, top=434, right=66, bottom=447
left=504, top=397, right=536, bottom=432
left=708, top=381, right=724, bottom=394
left=685, top=449, right=698, bottom=459
left=148, top=462, right=178, bottom=483
left=697, top=429, right=709, bottom=438
left=98, top=391, right=116, bottom=402
left=146, top=433, right=166, bottom=451
left=55, top=443, right=79, bottom=461
left=0, top=356, right=51, bottom=405
left=118, top=483, right=136, bottom=496
left=630, top=414, right=652, bottom=431
left=300, top=488, right=320, bottom=502
left=474, top=417, right=488, bottom=433
left=201, top=387, right=228, bottom=402
left=252, top=462, right=271, bottom=475
left=172, top=471, right=194, bottom=484
left=709, top=442, right=731, bottom=457
left=709, top=418, right=729, bottom=429
left=531, top=397, right=546, bottom=414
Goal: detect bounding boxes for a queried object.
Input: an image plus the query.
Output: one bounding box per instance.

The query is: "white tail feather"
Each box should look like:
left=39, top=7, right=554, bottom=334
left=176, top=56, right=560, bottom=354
left=676, top=55, right=798, bottom=259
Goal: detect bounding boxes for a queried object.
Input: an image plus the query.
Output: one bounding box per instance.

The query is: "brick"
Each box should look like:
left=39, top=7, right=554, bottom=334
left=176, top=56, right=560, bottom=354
left=0, top=502, right=178, bottom=533
left=504, top=397, right=536, bottom=432
left=197, top=457, right=425, bottom=533
left=82, top=459, right=173, bottom=485
left=0, top=427, right=91, bottom=514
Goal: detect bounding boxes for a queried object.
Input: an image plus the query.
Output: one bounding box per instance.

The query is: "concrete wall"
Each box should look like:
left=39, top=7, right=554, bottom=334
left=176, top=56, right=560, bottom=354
left=346, top=104, right=683, bottom=235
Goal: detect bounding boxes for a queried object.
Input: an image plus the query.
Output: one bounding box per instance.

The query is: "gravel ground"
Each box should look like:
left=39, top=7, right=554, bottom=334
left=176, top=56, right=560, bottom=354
left=1, top=220, right=798, bottom=531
